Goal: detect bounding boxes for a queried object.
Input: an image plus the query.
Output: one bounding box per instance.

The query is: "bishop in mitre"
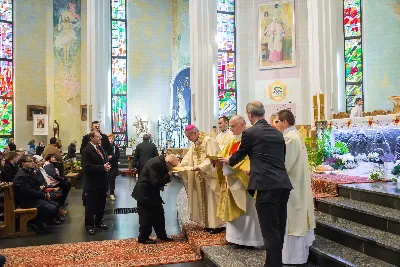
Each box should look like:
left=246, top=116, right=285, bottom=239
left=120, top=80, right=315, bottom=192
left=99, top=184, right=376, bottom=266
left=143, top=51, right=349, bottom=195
left=216, top=116, right=234, bottom=149
left=216, top=115, right=264, bottom=247
left=177, top=125, right=225, bottom=233
left=274, top=110, right=316, bottom=265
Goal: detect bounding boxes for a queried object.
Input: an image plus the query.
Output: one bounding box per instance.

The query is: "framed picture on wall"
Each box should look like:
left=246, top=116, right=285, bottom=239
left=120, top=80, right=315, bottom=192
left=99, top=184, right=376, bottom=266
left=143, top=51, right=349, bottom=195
left=80, top=105, right=87, bottom=121
left=258, top=0, right=296, bottom=70
left=33, top=114, right=48, bottom=135
left=27, top=105, right=47, bottom=121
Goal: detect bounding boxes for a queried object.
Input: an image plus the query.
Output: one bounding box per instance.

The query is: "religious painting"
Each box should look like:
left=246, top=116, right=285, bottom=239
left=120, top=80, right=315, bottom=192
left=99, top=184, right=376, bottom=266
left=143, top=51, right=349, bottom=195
left=53, top=0, right=81, bottom=147
left=80, top=105, right=87, bottom=121
left=33, top=114, right=48, bottom=136
left=264, top=103, right=296, bottom=125
left=258, top=0, right=295, bottom=69
left=27, top=105, right=47, bottom=121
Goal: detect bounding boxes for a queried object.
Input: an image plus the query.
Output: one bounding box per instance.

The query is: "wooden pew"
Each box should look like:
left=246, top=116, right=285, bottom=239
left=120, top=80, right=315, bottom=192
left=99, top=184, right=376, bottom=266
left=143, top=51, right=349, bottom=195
left=0, top=183, right=37, bottom=239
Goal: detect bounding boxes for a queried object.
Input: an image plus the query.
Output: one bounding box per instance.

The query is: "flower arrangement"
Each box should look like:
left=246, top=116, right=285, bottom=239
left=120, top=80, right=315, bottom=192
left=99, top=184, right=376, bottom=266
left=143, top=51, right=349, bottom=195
left=70, top=161, right=82, bottom=172
left=331, top=141, right=349, bottom=155
left=392, top=161, right=400, bottom=177
left=325, top=153, right=357, bottom=170
left=369, top=166, right=385, bottom=181
left=367, top=152, right=383, bottom=164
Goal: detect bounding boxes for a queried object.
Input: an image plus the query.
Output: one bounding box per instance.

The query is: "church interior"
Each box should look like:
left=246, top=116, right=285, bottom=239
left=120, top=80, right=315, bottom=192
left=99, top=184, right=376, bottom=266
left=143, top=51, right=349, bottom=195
left=0, top=0, right=399, bottom=266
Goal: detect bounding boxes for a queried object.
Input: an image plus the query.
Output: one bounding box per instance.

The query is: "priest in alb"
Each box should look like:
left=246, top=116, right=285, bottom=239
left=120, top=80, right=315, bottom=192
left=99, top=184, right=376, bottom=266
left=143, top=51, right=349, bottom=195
left=216, top=116, right=234, bottom=149
left=274, top=110, right=316, bottom=265
left=177, top=125, right=225, bottom=234
left=216, top=115, right=264, bottom=247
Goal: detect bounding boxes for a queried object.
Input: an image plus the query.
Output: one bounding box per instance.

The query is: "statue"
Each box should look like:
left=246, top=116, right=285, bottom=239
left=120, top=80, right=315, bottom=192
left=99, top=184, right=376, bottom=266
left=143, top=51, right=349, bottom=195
left=53, top=120, right=60, bottom=139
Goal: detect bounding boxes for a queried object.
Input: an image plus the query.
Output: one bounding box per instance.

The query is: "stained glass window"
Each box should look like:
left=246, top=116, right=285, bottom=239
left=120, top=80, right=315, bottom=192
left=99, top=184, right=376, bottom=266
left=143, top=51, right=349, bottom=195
left=344, top=0, right=363, bottom=112
left=0, top=0, right=12, bottom=151
left=217, top=0, right=236, bottom=118
left=111, top=0, right=127, bottom=147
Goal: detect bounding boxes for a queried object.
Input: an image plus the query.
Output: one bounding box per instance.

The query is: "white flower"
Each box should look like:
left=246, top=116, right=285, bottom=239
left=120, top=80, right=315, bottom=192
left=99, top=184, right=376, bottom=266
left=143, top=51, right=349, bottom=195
left=355, top=153, right=367, bottom=162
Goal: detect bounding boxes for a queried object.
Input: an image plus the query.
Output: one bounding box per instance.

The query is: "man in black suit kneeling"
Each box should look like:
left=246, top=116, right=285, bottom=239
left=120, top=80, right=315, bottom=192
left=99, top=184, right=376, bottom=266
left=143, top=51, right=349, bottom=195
left=82, top=131, right=111, bottom=235
left=132, top=154, right=179, bottom=244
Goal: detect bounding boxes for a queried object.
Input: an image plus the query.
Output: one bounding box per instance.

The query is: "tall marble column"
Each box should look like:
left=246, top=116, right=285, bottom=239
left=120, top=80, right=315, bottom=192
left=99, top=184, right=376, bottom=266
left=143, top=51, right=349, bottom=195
left=307, top=0, right=343, bottom=121
left=189, top=0, right=217, bottom=133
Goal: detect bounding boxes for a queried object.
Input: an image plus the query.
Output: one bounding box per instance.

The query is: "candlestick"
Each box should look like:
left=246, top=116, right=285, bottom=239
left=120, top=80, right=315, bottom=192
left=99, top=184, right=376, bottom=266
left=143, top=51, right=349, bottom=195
left=310, top=129, right=316, bottom=149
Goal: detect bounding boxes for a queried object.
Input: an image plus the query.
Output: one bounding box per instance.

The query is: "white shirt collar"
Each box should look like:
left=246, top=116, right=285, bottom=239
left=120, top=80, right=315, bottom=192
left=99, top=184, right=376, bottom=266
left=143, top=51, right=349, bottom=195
left=283, top=125, right=297, bottom=135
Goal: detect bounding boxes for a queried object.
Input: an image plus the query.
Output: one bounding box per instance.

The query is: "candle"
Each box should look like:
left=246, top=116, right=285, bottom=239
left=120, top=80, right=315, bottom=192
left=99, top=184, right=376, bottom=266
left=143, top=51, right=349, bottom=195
left=310, top=129, right=316, bottom=149
left=319, top=93, right=325, bottom=120
left=313, top=93, right=317, bottom=107
left=313, top=93, right=318, bottom=122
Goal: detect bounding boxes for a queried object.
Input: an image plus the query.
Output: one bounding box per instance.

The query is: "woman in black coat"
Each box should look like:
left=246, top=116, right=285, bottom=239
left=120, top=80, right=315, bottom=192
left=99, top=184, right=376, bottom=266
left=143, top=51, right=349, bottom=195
left=36, top=140, right=45, bottom=156
left=107, top=134, right=120, bottom=200
left=68, top=140, right=77, bottom=159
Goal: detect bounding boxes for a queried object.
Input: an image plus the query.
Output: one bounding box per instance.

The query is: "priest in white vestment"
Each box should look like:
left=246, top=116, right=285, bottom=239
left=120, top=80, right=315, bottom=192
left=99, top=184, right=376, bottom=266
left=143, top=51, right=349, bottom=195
left=274, top=110, right=316, bottom=265
left=216, top=116, right=234, bottom=149
left=176, top=125, right=225, bottom=234
left=216, top=115, right=264, bottom=248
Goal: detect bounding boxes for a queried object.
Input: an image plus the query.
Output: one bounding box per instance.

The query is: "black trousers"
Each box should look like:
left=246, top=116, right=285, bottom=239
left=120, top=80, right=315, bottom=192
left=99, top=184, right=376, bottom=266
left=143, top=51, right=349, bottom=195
left=255, top=189, right=291, bottom=267
left=57, top=180, right=71, bottom=205
left=34, top=200, right=59, bottom=225
left=84, top=189, right=107, bottom=227
left=137, top=202, right=167, bottom=241
left=108, top=171, right=117, bottom=195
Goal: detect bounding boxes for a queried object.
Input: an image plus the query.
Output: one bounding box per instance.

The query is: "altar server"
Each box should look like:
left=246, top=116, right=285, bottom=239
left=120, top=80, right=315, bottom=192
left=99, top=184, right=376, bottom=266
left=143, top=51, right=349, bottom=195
left=274, top=109, right=316, bottom=265
left=216, top=116, right=234, bottom=149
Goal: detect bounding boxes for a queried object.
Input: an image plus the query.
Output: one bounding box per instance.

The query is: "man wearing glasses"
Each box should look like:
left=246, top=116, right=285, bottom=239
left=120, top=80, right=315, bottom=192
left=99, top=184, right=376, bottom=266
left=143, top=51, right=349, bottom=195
left=132, top=154, right=179, bottom=244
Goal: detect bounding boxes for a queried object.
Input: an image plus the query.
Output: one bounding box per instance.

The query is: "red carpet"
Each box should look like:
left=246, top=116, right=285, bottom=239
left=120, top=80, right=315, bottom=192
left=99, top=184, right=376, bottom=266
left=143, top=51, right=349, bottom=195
left=311, top=173, right=388, bottom=198
left=183, top=222, right=228, bottom=255
left=0, top=235, right=201, bottom=267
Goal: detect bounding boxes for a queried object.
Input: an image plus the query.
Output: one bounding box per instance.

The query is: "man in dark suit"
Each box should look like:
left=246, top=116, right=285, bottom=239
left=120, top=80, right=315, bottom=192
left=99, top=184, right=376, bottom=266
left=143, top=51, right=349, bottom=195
left=82, top=131, right=111, bottom=235
left=13, top=155, right=61, bottom=233
left=80, top=121, right=111, bottom=154
left=221, top=101, right=293, bottom=267
left=132, top=134, right=159, bottom=175
left=132, top=154, right=179, bottom=244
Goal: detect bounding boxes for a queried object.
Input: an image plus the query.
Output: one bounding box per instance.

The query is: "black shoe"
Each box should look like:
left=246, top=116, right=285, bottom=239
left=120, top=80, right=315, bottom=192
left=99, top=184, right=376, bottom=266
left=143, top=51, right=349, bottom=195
left=58, top=216, right=66, bottom=222
left=95, top=223, right=108, bottom=230
left=138, top=239, right=157, bottom=244
left=29, top=223, right=47, bottom=233
left=51, top=219, right=62, bottom=225
left=158, top=236, right=174, bottom=242
left=210, top=227, right=225, bottom=234
left=85, top=227, right=95, bottom=235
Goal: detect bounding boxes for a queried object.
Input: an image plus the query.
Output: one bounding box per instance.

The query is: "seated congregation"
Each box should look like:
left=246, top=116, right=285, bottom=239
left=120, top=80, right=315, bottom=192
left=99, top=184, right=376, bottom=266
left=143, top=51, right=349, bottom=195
left=0, top=138, right=71, bottom=234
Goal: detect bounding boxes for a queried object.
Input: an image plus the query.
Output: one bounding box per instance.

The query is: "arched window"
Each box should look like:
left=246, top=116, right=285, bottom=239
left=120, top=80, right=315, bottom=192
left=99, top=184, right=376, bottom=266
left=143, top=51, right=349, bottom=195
left=217, top=0, right=236, bottom=118
left=344, top=0, right=363, bottom=113
left=111, top=0, right=128, bottom=146
left=0, top=0, right=13, bottom=150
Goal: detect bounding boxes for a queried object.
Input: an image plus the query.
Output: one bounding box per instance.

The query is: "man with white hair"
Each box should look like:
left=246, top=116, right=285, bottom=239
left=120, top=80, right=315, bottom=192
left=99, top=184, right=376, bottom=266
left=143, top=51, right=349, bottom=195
left=177, top=125, right=224, bottom=234
left=217, top=115, right=264, bottom=248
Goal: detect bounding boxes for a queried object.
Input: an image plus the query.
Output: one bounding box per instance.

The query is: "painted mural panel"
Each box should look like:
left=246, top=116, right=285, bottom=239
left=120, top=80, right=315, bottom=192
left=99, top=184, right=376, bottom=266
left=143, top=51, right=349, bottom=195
left=53, top=0, right=81, bottom=144
left=172, top=0, right=189, bottom=73
left=363, top=0, right=400, bottom=111
left=258, top=0, right=295, bottom=69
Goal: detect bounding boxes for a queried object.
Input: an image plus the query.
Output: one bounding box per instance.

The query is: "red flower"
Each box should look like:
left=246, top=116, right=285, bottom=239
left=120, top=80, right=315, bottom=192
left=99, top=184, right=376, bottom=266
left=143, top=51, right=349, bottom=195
left=2, top=119, right=8, bottom=124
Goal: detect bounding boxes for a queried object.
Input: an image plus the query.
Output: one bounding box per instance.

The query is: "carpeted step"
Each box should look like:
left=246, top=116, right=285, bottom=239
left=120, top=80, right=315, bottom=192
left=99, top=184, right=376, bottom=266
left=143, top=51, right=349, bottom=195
left=315, top=211, right=400, bottom=266
left=316, top=197, right=400, bottom=235
left=338, top=182, right=400, bottom=210
left=310, top=235, right=395, bottom=267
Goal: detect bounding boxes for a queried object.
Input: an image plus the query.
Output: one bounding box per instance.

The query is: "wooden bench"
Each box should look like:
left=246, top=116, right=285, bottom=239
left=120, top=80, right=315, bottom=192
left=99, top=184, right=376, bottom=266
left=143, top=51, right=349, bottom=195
left=0, top=183, right=37, bottom=238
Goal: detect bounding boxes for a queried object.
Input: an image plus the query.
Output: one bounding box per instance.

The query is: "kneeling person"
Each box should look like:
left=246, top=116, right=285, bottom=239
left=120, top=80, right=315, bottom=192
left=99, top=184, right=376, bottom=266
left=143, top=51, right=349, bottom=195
left=132, top=154, right=179, bottom=244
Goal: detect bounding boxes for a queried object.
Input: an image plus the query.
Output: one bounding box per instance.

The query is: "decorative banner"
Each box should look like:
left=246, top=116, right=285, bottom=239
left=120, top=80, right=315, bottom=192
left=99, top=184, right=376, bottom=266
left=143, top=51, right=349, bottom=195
left=258, top=0, right=296, bottom=69
left=33, top=114, right=48, bottom=136
left=266, top=81, right=287, bottom=102
left=265, top=103, right=296, bottom=125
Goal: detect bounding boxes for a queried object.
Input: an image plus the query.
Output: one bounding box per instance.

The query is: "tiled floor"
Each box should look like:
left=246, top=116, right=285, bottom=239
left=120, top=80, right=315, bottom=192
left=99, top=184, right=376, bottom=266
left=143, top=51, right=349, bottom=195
left=0, top=176, right=205, bottom=267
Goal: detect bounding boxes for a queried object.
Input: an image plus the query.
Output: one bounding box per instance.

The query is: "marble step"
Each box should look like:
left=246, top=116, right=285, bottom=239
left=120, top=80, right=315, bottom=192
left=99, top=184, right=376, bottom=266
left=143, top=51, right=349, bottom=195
left=338, top=182, right=400, bottom=210
left=316, top=197, right=400, bottom=235
left=310, top=235, right=395, bottom=267
left=315, top=211, right=400, bottom=266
